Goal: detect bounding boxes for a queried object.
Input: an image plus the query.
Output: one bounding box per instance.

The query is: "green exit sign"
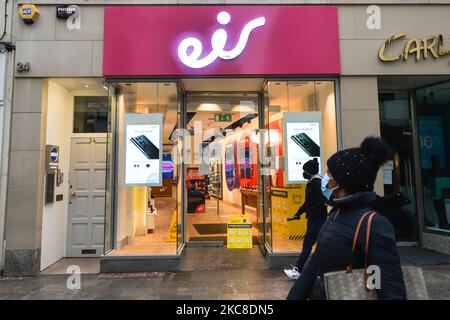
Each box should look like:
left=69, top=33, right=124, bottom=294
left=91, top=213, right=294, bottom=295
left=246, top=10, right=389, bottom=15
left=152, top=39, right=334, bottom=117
left=215, top=114, right=232, bottom=122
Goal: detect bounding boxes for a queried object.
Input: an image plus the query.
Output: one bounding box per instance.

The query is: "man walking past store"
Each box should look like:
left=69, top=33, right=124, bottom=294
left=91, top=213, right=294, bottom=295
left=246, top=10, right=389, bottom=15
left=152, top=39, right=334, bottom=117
left=283, top=158, right=327, bottom=280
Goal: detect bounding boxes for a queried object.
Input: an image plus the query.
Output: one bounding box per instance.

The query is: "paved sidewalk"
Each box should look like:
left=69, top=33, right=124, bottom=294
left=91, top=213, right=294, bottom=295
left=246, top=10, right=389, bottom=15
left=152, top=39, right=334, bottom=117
left=0, top=247, right=449, bottom=300
left=0, top=265, right=450, bottom=300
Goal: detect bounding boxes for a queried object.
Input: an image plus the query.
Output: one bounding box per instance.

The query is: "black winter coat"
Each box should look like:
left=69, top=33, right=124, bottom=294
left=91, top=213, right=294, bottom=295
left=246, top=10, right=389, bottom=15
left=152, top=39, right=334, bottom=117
left=295, top=176, right=327, bottom=220
left=290, top=192, right=406, bottom=300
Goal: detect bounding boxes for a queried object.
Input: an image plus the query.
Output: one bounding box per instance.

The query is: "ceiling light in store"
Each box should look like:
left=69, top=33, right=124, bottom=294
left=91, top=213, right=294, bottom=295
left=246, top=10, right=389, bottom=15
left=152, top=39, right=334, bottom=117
left=231, top=105, right=255, bottom=113
left=84, top=85, right=89, bottom=88
left=197, top=103, right=223, bottom=112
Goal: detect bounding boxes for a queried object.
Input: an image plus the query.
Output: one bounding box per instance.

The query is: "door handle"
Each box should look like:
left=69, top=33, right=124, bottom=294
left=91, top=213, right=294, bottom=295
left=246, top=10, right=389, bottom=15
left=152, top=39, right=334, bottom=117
left=71, top=191, right=76, bottom=197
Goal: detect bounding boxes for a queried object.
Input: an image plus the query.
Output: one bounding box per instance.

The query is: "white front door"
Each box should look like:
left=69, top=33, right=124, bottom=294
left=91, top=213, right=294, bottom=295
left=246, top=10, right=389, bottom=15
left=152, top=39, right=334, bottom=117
left=67, top=137, right=107, bottom=257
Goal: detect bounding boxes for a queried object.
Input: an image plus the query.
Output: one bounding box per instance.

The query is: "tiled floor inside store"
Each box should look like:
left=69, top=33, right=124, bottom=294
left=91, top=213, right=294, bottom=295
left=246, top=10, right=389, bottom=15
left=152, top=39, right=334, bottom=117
left=109, top=196, right=304, bottom=255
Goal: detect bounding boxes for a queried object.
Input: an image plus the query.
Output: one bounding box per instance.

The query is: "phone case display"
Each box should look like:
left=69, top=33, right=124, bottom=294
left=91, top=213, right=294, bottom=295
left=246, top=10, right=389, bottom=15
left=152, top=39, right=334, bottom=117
left=238, top=134, right=258, bottom=188
left=208, top=159, right=222, bottom=199
left=225, top=141, right=239, bottom=191
left=186, top=167, right=207, bottom=213
left=271, top=186, right=307, bottom=239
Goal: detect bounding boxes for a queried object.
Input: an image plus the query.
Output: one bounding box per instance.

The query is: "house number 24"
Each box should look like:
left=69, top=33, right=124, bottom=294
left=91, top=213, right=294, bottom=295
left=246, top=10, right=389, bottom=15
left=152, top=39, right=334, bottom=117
left=16, top=62, right=30, bottom=72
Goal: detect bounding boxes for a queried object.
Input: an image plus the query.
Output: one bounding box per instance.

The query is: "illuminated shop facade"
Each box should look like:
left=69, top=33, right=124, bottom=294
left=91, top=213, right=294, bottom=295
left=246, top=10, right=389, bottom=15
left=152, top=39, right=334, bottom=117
left=2, top=2, right=450, bottom=276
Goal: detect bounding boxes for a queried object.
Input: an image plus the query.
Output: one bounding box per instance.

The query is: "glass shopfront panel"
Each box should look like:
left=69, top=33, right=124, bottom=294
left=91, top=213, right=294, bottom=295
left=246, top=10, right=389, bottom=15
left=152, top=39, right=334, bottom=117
left=104, top=86, right=118, bottom=254
left=106, top=82, right=183, bottom=255
left=263, top=80, right=338, bottom=253
left=105, top=79, right=339, bottom=256
left=417, top=81, right=450, bottom=234
left=184, top=93, right=260, bottom=246
left=379, top=92, right=419, bottom=241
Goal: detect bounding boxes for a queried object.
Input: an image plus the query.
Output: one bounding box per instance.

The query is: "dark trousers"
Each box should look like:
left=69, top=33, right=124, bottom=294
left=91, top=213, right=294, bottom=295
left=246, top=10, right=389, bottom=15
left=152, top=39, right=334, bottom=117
left=295, top=218, right=325, bottom=272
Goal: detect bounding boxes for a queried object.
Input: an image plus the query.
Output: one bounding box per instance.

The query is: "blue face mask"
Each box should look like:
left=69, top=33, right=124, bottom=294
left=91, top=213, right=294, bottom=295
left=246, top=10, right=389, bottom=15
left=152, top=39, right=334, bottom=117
left=321, top=173, right=338, bottom=200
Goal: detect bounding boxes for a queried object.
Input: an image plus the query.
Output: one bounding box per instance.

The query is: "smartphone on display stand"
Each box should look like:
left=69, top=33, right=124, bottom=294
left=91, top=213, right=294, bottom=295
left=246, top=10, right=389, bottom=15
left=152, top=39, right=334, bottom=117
left=130, top=135, right=160, bottom=160
left=291, top=133, right=320, bottom=157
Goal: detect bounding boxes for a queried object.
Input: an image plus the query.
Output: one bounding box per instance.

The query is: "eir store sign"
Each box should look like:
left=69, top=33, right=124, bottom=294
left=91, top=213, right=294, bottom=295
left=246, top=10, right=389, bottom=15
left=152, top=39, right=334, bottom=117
left=103, top=6, right=340, bottom=77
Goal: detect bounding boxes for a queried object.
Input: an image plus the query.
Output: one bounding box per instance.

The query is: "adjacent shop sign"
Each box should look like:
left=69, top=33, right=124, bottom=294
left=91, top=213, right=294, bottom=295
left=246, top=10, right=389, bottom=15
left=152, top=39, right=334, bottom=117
left=124, top=114, right=163, bottom=186
left=283, top=112, right=323, bottom=184
left=56, top=5, right=77, bottom=19
left=379, top=33, right=450, bottom=62
left=103, top=6, right=340, bottom=76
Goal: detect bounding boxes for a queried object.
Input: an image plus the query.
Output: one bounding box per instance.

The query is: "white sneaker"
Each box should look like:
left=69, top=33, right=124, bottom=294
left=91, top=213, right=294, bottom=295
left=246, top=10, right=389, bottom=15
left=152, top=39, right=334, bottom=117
left=283, top=266, right=300, bottom=280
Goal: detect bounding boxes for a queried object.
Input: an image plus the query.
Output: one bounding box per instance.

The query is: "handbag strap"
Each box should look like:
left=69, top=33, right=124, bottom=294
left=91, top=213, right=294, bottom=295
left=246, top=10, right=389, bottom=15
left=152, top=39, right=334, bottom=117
left=346, top=211, right=376, bottom=273
left=363, top=212, right=377, bottom=290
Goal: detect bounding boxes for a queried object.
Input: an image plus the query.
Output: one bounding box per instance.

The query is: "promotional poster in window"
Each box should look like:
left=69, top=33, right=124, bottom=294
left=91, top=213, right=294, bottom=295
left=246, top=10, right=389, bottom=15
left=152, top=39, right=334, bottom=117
left=124, top=114, right=163, bottom=186
left=284, top=112, right=323, bottom=184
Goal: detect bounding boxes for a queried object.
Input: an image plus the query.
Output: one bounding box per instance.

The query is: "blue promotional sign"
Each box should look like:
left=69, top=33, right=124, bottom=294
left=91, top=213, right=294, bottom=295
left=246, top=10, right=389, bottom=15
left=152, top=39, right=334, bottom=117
left=418, top=116, right=446, bottom=169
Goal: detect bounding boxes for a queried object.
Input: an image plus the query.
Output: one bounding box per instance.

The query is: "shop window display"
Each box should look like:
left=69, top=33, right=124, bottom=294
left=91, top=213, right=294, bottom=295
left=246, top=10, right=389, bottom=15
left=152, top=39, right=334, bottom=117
left=105, top=81, right=338, bottom=255
left=417, top=81, right=450, bottom=233
left=109, top=82, right=182, bottom=255
left=263, top=81, right=338, bottom=252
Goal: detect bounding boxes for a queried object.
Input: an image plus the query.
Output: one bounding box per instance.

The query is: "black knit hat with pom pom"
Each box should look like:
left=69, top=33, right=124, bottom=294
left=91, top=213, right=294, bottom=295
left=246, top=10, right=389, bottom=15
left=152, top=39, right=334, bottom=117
left=327, top=137, right=392, bottom=194
left=303, top=158, right=319, bottom=175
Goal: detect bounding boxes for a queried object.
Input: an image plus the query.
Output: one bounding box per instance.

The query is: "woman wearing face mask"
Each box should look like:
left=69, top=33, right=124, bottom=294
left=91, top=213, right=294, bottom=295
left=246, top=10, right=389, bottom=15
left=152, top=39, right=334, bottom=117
left=286, top=137, right=406, bottom=300
left=283, top=158, right=327, bottom=280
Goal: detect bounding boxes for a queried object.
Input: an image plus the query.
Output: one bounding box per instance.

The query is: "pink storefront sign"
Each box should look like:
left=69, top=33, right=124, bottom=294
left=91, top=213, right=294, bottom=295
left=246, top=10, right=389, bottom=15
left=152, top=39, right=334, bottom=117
left=103, top=6, right=340, bottom=77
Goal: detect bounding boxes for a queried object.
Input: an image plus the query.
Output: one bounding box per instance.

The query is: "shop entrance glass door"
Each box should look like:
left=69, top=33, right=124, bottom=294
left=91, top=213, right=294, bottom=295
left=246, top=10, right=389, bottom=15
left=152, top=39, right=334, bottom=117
left=379, top=92, right=419, bottom=242
left=184, top=93, right=260, bottom=246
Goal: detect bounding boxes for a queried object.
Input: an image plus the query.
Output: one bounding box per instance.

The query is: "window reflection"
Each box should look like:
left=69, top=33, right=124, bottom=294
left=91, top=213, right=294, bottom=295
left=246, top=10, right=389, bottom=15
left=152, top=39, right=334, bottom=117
left=264, top=81, right=337, bottom=253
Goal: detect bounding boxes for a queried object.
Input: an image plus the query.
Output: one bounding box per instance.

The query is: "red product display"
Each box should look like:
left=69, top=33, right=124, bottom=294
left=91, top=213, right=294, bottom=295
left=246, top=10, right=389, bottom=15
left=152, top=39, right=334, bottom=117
left=238, top=134, right=258, bottom=188
left=186, top=167, right=207, bottom=213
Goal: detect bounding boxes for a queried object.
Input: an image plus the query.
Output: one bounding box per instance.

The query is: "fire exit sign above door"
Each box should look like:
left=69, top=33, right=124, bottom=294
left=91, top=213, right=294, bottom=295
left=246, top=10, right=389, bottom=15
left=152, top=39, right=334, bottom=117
left=215, top=114, right=232, bottom=122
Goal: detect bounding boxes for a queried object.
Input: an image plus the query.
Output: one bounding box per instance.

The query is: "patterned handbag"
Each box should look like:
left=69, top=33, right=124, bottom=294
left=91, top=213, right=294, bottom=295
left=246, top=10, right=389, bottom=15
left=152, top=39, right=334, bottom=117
left=324, top=211, right=428, bottom=300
